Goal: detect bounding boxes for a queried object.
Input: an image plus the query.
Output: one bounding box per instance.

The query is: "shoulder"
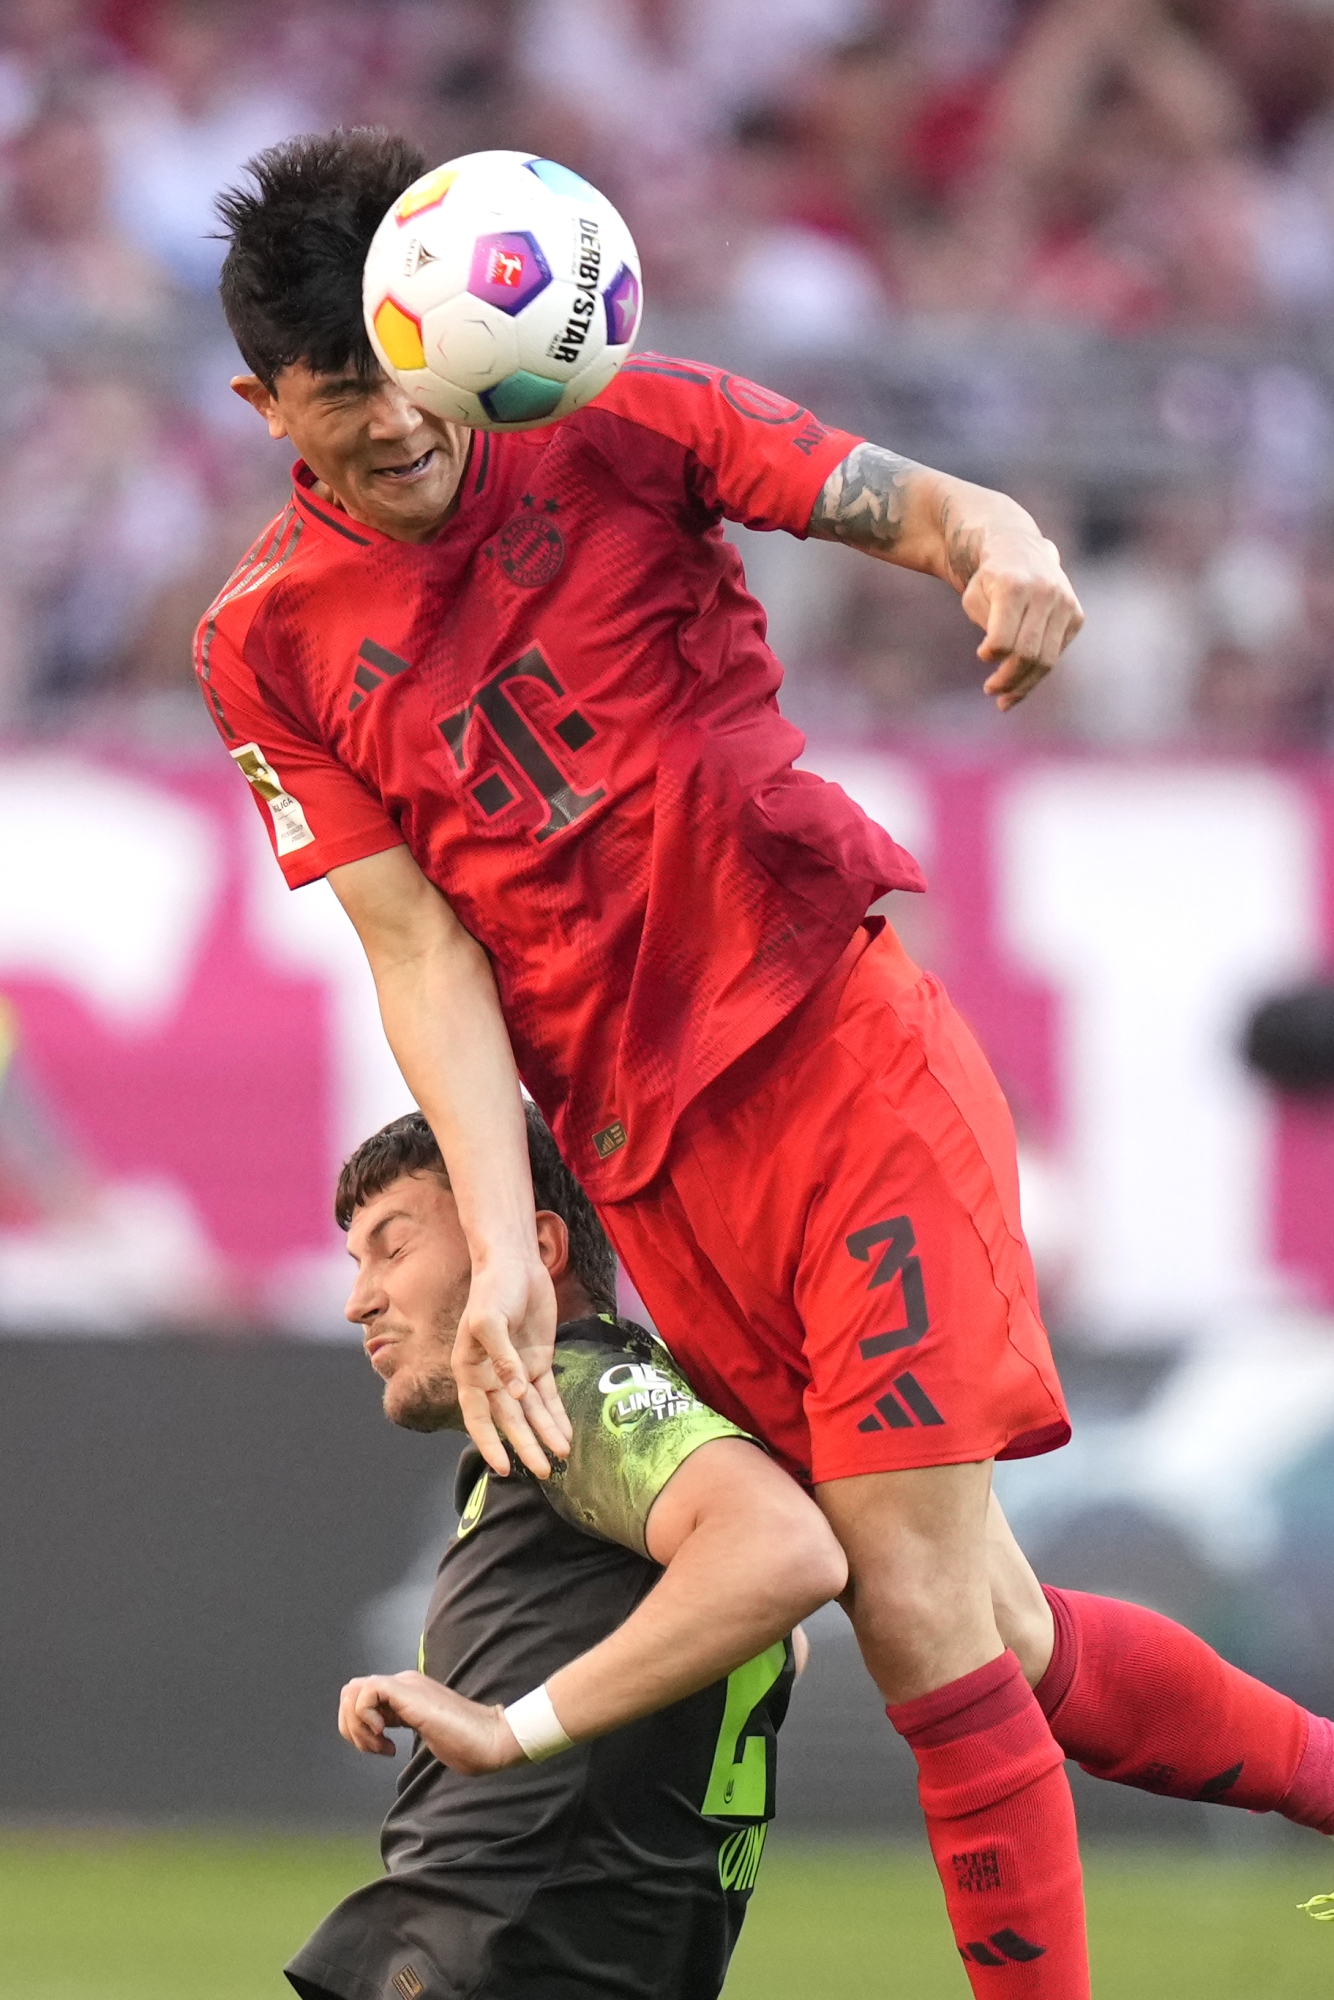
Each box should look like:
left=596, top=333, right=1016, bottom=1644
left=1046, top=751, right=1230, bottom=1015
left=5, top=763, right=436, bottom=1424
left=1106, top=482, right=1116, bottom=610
left=585, top=354, right=830, bottom=449
left=549, top=1314, right=697, bottom=1415
left=195, top=501, right=308, bottom=665
left=555, top=357, right=729, bottom=515
left=541, top=1317, right=752, bottom=1556
left=569, top=356, right=859, bottom=531
left=573, top=354, right=724, bottom=447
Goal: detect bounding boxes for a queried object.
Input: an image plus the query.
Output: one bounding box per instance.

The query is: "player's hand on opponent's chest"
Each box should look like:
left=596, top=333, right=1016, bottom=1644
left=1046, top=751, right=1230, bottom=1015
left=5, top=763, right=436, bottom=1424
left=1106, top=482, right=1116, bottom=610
left=340, top=1670, right=524, bottom=1775
left=452, top=1258, right=571, bottom=1480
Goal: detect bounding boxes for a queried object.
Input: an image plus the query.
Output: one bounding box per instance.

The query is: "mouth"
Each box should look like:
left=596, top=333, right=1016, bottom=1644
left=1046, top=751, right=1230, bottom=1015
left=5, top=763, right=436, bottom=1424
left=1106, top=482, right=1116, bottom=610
left=372, top=449, right=436, bottom=484
left=365, top=1333, right=396, bottom=1371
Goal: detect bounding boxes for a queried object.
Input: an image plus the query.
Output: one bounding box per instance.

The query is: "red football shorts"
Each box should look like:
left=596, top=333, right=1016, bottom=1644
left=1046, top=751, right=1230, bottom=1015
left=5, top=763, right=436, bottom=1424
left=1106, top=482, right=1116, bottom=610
left=599, top=921, right=1071, bottom=1487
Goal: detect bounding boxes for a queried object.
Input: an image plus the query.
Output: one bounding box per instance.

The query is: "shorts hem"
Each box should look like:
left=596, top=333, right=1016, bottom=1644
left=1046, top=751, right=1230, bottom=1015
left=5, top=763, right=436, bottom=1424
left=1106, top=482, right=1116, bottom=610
left=810, top=1418, right=1070, bottom=1486
left=997, top=1419, right=1071, bottom=1461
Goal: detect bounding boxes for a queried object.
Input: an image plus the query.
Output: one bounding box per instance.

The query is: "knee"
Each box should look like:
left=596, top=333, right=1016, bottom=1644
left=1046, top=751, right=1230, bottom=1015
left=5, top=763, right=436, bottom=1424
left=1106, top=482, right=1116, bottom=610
left=847, top=1534, right=988, bottom=1637
left=850, top=1568, right=945, bottom=1643
left=847, top=1569, right=999, bottom=1703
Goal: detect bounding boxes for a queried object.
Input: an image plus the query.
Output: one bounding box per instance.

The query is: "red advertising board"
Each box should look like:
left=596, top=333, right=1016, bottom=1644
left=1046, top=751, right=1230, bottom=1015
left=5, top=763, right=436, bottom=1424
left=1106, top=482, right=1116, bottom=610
left=2, top=744, right=1331, bottom=1337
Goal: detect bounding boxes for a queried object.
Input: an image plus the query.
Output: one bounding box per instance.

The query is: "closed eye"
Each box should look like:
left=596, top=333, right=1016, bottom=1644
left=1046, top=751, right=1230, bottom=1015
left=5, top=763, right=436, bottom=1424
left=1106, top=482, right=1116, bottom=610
left=316, top=379, right=376, bottom=408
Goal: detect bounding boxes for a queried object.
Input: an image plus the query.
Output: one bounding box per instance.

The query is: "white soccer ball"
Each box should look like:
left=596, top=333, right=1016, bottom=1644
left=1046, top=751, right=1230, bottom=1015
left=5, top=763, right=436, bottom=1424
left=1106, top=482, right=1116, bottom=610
left=362, top=150, right=643, bottom=432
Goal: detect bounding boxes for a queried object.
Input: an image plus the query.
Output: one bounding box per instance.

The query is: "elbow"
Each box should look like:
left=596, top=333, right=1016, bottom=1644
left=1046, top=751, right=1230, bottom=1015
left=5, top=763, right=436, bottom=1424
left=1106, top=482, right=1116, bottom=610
left=796, top=1525, right=849, bottom=1619
left=762, top=1513, right=848, bottom=1626
left=371, top=911, right=489, bottom=989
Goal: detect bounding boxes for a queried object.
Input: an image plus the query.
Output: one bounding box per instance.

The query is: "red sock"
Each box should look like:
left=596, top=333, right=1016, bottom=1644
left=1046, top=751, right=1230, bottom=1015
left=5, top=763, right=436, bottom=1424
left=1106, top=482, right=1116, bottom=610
left=888, top=1651, right=1089, bottom=1998
left=1037, top=1585, right=1334, bottom=1831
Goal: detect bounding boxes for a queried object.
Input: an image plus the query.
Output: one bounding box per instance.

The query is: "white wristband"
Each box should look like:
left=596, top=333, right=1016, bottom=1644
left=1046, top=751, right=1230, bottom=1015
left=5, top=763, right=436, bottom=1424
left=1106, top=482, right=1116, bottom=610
left=503, top=1685, right=575, bottom=1763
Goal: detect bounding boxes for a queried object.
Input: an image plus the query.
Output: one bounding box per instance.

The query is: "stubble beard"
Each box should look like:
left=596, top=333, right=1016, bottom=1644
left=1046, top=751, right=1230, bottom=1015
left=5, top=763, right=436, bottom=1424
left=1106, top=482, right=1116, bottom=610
left=381, top=1288, right=466, bottom=1432
left=385, top=1366, right=460, bottom=1432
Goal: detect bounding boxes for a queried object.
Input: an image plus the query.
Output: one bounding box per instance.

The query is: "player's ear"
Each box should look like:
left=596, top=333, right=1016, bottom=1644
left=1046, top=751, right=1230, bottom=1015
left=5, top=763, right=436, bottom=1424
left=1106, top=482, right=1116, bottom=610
left=534, top=1210, right=571, bottom=1281
left=231, top=373, right=289, bottom=440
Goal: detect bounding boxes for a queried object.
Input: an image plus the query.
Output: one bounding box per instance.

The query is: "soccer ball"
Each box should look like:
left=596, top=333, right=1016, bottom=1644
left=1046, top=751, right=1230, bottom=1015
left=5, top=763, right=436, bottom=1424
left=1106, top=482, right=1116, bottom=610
left=362, top=150, right=643, bottom=432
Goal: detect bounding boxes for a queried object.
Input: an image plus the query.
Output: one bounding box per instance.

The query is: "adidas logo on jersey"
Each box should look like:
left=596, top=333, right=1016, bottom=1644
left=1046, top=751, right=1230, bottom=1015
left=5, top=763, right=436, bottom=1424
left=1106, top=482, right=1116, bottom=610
left=348, top=636, right=413, bottom=712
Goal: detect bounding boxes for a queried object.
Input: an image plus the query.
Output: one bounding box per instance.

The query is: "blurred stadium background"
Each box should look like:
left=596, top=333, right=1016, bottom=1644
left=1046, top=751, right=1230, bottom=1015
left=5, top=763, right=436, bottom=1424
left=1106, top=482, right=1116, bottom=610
left=4, top=0, right=1334, bottom=1992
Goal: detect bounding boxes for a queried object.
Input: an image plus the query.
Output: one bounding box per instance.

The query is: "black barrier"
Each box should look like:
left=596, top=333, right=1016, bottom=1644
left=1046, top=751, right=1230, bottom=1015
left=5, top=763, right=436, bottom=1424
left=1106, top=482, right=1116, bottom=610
left=0, top=1336, right=1292, bottom=1845
left=0, top=1334, right=453, bottom=1825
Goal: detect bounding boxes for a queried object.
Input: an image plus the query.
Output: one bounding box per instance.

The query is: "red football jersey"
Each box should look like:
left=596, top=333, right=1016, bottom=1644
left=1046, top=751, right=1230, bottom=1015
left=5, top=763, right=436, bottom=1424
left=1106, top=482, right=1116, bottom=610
left=195, top=357, right=925, bottom=1200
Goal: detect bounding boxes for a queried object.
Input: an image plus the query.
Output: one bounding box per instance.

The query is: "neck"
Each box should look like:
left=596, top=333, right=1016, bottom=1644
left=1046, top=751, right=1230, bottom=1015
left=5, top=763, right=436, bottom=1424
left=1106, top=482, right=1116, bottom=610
left=555, top=1284, right=596, bottom=1325
left=310, top=473, right=464, bottom=546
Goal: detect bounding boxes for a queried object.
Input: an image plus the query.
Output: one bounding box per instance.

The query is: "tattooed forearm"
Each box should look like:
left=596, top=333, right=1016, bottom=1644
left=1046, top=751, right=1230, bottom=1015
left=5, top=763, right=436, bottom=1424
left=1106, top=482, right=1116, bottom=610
left=809, top=444, right=1055, bottom=621
left=941, top=494, right=982, bottom=590
left=807, top=442, right=922, bottom=552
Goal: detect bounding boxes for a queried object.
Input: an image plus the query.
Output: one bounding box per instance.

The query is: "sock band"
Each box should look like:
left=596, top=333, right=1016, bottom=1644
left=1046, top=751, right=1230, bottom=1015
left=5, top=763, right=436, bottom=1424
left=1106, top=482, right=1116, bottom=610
left=889, top=1650, right=1068, bottom=1822
left=889, top=1649, right=1039, bottom=1748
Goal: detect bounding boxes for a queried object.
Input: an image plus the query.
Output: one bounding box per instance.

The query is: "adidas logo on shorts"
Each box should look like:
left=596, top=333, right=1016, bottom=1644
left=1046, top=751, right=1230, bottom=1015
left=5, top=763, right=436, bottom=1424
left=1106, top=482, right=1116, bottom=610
left=857, top=1370, right=944, bottom=1432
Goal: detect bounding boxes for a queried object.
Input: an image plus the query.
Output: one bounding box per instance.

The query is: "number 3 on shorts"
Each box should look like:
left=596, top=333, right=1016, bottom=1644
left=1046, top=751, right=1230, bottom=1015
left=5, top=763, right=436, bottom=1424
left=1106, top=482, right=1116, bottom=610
left=846, top=1215, right=930, bottom=1360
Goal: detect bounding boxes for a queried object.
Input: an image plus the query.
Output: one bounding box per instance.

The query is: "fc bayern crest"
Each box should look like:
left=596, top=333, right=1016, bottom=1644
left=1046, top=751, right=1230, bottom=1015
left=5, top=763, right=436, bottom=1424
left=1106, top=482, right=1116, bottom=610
left=496, top=505, right=566, bottom=588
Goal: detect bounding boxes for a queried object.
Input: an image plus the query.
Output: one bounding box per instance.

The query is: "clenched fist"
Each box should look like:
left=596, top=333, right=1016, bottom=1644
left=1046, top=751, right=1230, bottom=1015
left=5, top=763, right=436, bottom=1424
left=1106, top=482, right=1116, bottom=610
left=961, top=529, right=1084, bottom=712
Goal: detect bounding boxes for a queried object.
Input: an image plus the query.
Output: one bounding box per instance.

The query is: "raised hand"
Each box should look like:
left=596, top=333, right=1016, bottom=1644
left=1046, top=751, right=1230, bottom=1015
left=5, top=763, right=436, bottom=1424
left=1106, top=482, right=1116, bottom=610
left=809, top=442, right=1084, bottom=712
left=451, top=1255, right=571, bottom=1479
left=955, top=526, right=1084, bottom=712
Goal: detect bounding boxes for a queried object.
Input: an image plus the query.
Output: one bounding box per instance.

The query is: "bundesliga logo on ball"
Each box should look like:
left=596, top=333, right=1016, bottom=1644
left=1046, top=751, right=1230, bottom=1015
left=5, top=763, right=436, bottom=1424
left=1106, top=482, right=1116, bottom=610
left=362, top=149, right=643, bottom=432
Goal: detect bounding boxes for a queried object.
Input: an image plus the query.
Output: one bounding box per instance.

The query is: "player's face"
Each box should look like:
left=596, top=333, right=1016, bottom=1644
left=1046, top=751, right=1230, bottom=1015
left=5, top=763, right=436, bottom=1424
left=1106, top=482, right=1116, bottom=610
left=344, top=1170, right=471, bottom=1430
left=231, top=364, right=472, bottom=544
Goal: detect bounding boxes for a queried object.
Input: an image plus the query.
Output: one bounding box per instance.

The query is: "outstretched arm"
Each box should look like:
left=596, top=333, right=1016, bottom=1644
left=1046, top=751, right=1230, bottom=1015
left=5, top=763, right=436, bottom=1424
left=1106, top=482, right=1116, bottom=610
left=808, top=443, right=1084, bottom=710
left=338, top=1438, right=845, bottom=1772
left=328, top=845, right=570, bottom=1478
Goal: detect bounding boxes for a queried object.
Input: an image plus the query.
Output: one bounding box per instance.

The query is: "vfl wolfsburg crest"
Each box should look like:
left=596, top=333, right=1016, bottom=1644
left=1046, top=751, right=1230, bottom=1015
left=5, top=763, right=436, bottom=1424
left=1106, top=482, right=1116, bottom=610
left=456, top=1472, right=489, bottom=1538
left=718, top=1822, right=767, bottom=1892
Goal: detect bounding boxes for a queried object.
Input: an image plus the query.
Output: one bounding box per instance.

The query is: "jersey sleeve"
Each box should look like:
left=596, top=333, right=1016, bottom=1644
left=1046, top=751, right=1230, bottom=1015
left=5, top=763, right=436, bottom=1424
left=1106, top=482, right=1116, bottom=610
left=594, top=354, right=864, bottom=538
left=539, top=1323, right=755, bottom=1558
left=195, top=592, right=405, bottom=889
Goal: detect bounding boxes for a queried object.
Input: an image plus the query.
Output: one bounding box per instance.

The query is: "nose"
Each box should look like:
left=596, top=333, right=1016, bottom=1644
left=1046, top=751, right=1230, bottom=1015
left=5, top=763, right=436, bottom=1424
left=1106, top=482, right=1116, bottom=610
left=365, top=379, right=423, bottom=440
left=345, top=1265, right=388, bottom=1328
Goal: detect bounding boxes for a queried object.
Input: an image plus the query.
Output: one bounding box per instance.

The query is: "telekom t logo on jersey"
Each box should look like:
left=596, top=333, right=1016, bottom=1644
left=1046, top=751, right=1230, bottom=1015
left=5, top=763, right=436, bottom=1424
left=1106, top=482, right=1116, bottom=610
left=438, top=646, right=606, bottom=841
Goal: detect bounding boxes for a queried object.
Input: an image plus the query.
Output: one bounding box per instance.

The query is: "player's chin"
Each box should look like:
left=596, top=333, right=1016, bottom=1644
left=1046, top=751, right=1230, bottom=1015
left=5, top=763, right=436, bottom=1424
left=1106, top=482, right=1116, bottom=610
left=383, top=1371, right=460, bottom=1433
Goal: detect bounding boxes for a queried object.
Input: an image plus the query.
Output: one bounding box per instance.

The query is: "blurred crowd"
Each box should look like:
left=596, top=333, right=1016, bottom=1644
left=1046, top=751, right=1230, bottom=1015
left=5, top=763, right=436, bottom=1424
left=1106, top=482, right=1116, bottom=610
left=4, top=0, right=1334, bottom=742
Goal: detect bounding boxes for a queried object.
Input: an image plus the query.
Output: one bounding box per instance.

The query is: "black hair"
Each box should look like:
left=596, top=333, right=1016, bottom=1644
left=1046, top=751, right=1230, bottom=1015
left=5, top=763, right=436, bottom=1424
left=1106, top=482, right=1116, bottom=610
left=334, top=1104, right=618, bottom=1316
left=216, top=127, right=426, bottom=388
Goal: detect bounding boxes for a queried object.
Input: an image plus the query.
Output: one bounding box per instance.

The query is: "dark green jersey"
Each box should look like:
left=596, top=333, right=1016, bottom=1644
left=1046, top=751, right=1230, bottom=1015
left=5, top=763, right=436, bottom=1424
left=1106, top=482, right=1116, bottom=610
left=286, top=1317, right=795, bottom=2000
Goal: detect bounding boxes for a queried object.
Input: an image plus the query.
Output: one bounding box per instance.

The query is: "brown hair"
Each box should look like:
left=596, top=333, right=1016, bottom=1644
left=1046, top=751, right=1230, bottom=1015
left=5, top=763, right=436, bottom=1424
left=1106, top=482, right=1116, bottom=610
left=335, top=1104, right=618, bottom=1315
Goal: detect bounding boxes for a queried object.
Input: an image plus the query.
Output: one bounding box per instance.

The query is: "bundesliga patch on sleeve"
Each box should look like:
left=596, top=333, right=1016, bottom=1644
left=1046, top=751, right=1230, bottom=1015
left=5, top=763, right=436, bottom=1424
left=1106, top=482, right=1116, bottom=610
left=541, top=1323, right=752, bottom=1557
left=230, top=742, right=316, bottom=856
